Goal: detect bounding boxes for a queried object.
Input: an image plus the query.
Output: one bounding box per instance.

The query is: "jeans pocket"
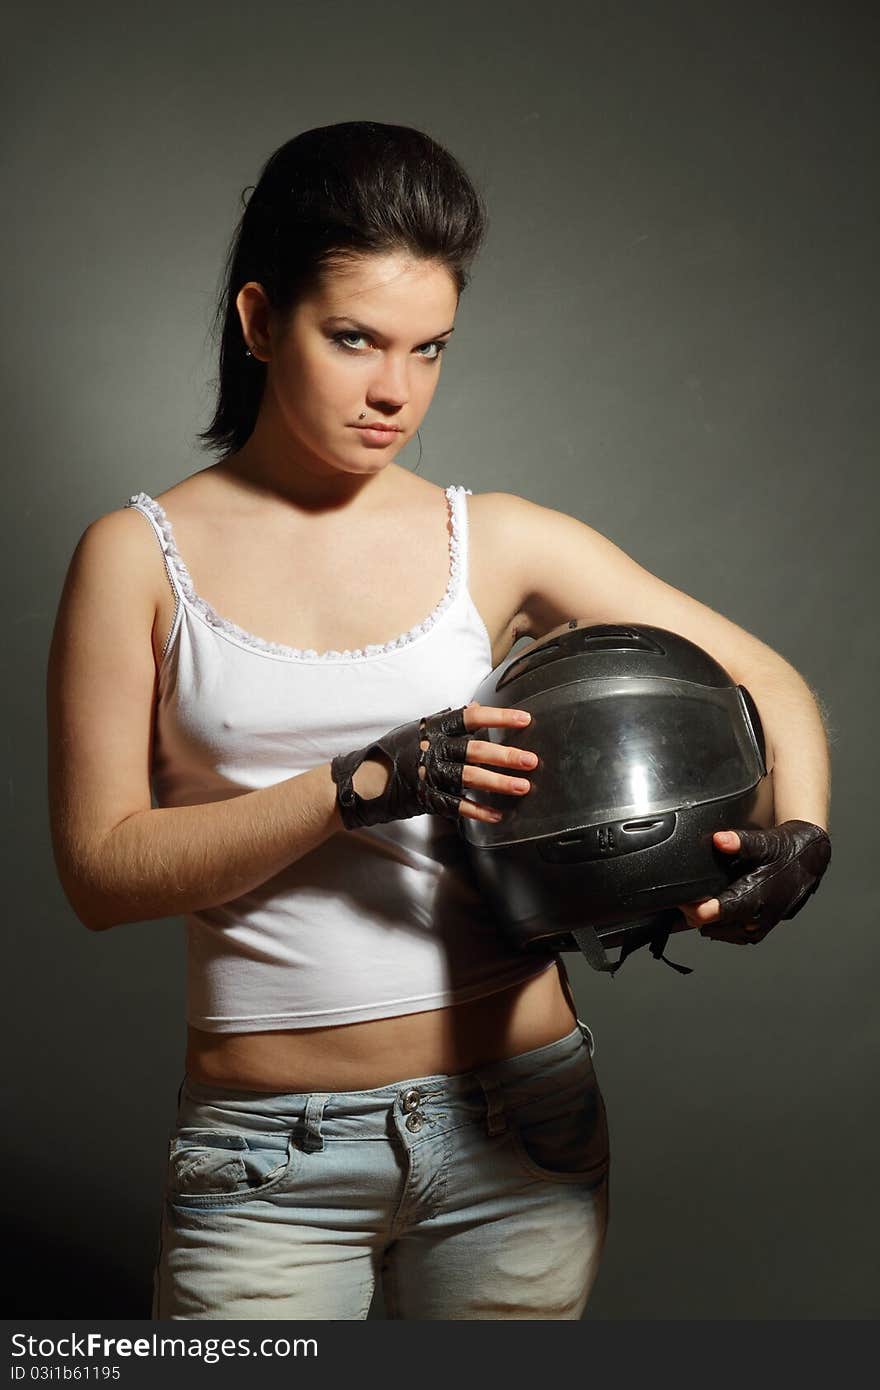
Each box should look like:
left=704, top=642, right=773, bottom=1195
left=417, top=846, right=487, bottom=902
left=166, top=1128, right=299, bottom=1210
left=507, top=1076, right=610, bottom=1186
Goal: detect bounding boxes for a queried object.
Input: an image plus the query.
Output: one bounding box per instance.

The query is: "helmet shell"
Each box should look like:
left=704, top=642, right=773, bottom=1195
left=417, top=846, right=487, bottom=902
left=460, top=621, right=774, bottom=958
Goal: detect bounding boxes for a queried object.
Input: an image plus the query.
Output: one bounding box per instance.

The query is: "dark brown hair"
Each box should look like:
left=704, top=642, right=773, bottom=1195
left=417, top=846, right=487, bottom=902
left=198, top=121, right=489, bottom=460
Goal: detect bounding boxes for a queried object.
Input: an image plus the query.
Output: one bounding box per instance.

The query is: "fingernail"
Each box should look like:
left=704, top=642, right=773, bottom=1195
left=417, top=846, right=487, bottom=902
left=516, top=712, right=531, bottom=724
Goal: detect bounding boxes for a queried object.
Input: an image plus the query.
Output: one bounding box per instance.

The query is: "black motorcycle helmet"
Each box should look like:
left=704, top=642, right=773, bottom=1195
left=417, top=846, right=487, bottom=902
left=460, top=621, right=774, bottom=976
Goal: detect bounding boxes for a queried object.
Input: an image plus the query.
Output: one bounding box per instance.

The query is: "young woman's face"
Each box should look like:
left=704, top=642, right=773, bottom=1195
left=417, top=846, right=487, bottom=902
left=239, top=251, right=459, bottom=477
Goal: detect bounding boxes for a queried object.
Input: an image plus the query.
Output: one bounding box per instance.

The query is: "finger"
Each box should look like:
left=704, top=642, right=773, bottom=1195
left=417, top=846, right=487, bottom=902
left=464, top=738, right=538, bottom=770
left=713, top=830, right=742, bottom=853
left=695, top=898, right=720, bottom=921
left=461, top=763, right=533, bottom=797
left=676, top=898, right=715, bottom=928
left=456, top=795, right=503, bottom=824
left=464, top=704, right=532, bottom=732
left=722, top=826, right=774, bottom=861
left=680, top=909, right=707, bottom=930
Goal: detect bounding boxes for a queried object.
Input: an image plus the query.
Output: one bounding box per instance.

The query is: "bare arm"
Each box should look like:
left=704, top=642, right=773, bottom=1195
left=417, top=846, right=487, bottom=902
left=47, top=509, right=351, bottom=932
left=499, top=491, right=832, bottom=830
left=718, top=657, right=830, bottom=831
left=68, top=764, right=345, bottom=932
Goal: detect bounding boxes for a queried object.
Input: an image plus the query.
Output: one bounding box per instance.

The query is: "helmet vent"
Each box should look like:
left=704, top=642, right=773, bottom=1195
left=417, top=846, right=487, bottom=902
left=497, top=627, right=665, bottom=690
left=581, top=629, right=664, bottom=653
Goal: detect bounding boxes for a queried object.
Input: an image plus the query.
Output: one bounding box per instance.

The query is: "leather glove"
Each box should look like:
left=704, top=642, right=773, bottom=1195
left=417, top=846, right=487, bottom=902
left=331, top=706, right=471, bottom=830
left=697, top=819, right=832, bottom=945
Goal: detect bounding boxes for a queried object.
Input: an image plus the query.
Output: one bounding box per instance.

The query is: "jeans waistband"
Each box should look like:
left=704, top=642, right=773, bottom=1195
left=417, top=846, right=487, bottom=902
left=175, top=1020, right=596, bottom=1146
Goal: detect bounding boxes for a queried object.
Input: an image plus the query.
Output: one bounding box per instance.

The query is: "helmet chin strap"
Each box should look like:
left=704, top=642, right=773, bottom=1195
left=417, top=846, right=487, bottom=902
left=571, top=908, right=693, bottom=977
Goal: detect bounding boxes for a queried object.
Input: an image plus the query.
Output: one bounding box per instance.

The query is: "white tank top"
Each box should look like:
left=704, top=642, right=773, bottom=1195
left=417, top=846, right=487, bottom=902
left=125, top=483, right=554, bottom=1032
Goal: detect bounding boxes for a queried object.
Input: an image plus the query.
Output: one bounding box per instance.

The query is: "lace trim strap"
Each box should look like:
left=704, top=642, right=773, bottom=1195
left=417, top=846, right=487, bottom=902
left=125, top=492, right=188, bottom=603
left=454, top=485, right=473, bottom=593
left=123, top=484, right=471, bottom=664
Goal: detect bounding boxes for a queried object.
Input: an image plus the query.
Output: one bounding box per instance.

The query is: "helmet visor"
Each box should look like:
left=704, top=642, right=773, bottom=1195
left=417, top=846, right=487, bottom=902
left=476, top=678, right=765, bottom=841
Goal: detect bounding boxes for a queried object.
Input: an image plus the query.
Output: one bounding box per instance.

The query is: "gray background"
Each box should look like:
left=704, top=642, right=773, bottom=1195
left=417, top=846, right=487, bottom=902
left=5, top=0, right=876, bottom=1319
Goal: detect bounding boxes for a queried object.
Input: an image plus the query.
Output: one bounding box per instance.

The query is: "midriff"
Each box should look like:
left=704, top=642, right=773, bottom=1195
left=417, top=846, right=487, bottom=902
left=185, top=956, right=579, bottom=1092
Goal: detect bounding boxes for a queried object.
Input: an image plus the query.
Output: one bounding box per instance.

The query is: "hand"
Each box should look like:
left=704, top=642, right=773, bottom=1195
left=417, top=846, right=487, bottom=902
left=677, top=820, right=832, bottom=945
left=331, top=701, right=538, bottom=830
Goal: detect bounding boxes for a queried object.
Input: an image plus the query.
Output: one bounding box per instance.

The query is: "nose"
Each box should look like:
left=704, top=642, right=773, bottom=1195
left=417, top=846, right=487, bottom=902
left=366, top=354, right=410, bottom=412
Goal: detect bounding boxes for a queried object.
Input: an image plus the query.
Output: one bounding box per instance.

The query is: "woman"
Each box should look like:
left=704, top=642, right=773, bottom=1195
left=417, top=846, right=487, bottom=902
left=47, top=121, right=831, bottom=1321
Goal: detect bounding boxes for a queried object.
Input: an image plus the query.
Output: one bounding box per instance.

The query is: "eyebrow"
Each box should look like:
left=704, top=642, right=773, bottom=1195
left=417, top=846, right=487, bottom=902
left=322, top=316, right=456, bottom=341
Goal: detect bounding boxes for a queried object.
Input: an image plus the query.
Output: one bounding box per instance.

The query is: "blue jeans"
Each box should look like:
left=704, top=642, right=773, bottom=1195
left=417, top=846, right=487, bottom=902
left=152, top=1020, right=609, bottom=1320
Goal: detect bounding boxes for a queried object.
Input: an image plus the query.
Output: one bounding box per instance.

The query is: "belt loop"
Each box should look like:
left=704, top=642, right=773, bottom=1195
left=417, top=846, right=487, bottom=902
left=577, top=1019, right=596, bottom=1059
left=300, top=1094, right=330, bottom=1153
left=476, top=1072, right=507, bottom=1137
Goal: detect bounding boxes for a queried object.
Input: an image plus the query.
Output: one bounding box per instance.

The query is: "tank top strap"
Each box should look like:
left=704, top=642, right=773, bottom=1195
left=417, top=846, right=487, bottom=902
left=448, top=484, right=474, bottom=595
left=125, top=491, right=188, bottom=605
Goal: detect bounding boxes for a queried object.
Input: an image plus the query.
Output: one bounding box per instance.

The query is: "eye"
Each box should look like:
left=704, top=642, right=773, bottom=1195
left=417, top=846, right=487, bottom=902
left=333, top=331, right=370, bottom=351
left=331, top=332, right=449, bottom=361
left=416, top=341, right=449, bottom=361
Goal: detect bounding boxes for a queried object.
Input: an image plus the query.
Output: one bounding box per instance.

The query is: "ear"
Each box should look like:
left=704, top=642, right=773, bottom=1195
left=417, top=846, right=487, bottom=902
left=235, top=282, right=273, bottom=361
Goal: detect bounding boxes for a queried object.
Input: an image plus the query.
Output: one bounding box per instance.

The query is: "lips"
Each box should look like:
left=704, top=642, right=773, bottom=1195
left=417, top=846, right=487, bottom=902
left=353, top=423, right=403, bottom=432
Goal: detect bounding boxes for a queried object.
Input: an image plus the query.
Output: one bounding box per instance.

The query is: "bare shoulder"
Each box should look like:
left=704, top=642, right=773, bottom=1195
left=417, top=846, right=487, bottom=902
left=73, top=503, right=167, bottom=611
left=466, top=489, right=553, bottom=525
left=50, top=503, right=168, bottom=677
left=466, top=489, right=532, bottom=521
left=462, top=487, right=528, bottom=528
left=464, top=488, right=539, bottom=570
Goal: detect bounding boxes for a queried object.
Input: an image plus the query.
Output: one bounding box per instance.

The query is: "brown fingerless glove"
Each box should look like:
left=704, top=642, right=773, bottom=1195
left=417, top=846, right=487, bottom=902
left=699, top=819, right=832, bottom=944
left=331, top=706, right=472, bottom=830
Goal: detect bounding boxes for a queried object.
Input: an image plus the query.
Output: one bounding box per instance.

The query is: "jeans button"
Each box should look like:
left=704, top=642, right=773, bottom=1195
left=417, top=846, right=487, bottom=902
left=405, top=1114, right=423, bottom=1133
left=402, top=1088, right=421, bottom=1113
